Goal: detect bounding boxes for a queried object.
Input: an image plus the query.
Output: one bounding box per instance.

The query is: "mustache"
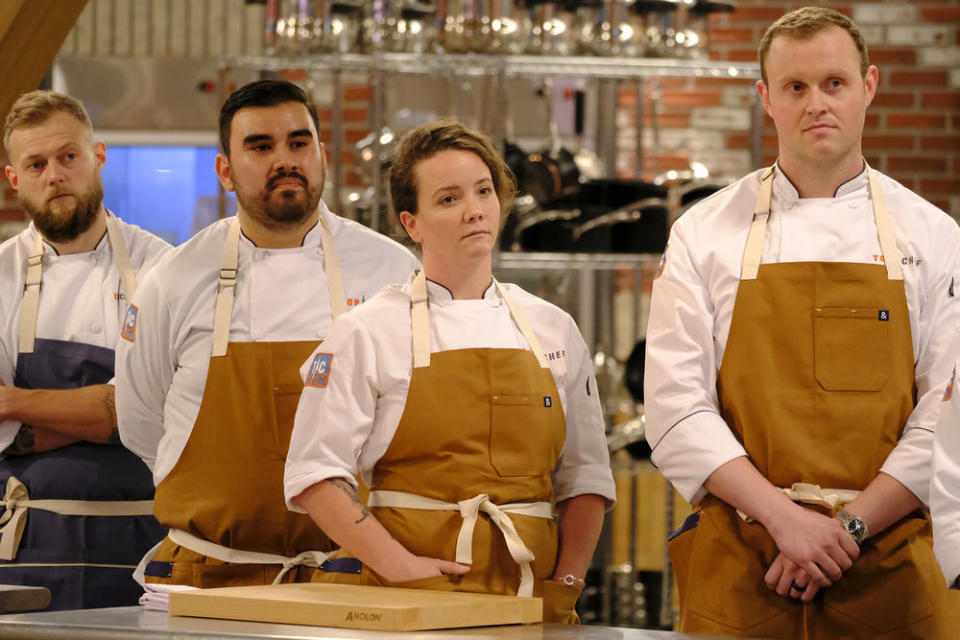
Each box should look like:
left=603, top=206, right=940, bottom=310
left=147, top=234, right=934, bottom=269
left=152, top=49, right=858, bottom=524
left=267, top=171, right=308, bottom=191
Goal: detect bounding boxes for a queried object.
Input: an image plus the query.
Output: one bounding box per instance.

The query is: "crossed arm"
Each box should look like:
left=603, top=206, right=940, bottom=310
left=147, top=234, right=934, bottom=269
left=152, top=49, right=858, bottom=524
left=0, top=380, right=119, bottom=455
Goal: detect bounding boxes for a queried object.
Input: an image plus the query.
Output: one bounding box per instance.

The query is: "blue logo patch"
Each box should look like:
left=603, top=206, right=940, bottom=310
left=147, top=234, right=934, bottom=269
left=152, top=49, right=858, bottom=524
left=120, top=305, right=138, bottom=343
left=305, top=353, right=334, bottom=389
left=543, top=396, right=552, bottom=408
left=878, top=309, right=889, bottom=322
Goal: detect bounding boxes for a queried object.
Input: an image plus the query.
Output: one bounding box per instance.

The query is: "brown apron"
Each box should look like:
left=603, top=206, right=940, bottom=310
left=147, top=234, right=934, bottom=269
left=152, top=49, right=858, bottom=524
left=312, top=271, right=582, bottom=623
left=668, top=167, right=960, bottom=638
left=144, top=217, right=345, bottom=588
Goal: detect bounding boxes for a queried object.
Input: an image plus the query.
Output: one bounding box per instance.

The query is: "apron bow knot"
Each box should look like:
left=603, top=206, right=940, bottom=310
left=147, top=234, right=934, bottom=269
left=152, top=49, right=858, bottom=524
left=0, top=476, right=32, bottom=560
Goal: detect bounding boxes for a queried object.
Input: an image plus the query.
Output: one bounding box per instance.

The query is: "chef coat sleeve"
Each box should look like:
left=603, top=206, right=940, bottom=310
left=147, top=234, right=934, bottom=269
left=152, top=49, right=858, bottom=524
left=932, top=367, right=960, bottom=587
left=552, top=316, right=616, bottom=507
left=644, top=221, right=748, bottom=505
left=0, top=334, right=20, bottom=454
left=880, top=223, right=960, bottom=506
left=115, top=270, right=174, bottom=472
left=285, top=312, right=380, bottom=512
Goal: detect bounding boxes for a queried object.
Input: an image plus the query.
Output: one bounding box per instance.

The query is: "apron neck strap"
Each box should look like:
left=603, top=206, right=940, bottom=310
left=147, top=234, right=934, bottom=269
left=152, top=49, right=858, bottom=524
left=18, top=213, right=137, bottom=354
left=210, top=215, right=347, bottom=358
left=410, top=270, right=550, bottom=369
left=741, top=164, right=902, bottom=281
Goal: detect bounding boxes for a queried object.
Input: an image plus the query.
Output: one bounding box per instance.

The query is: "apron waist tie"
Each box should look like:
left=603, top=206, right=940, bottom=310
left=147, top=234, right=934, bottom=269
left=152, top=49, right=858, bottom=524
left=367, top=489, right=552, bottom=597
left=0, top=476, right=154, bottom=561
left=737, top=482, right=863, bottom=522
left=166, top=528, right=330, bottom=585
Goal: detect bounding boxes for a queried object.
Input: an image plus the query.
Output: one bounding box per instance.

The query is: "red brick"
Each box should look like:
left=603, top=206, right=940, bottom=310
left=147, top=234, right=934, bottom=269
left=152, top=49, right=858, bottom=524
left=279, top=69, right=308, bottom=81
left=660, top=91, right=722, bottom=107
left=887, top=156, right=947, bottom=172
left=316, top=108, right=333, bottom=122
left=727, top=6, right=784, bottom=21
left=889, top=71, right=948, bottom=87
left=726, top=133, right=778, bottom=150
left=727, top=49, right=760, bottom=63
left=930, top=199, right=950, bottom=212
left=920, top=179, right=957, bottom=194
left=871, top=93, right=915, bottom=108
left=954, top=114, right=960, bottom=129
left=343, top=173, right=364, bottom=187
left=0, top=208, right=25, bottom=221
left=864, top=155, right=883, bottom=171
left=693, top=77, right=756, bottom=89
left=862, top=135, right=914, bottom=150
left=896, top=177, right=915, bottom=190
left=887, top=113, right=946, bottom=129
left=345, top=129, right=370, bottom=144
left=921, top=136, right=960, bottom=152
left=954, top=158, right=960, bottom=173
left=865, top=114, right=880, bottom=128
left=344, top=86, right=372, bottom=102
left=706, top=28, right=754, bottom=44
left=921, top=92, right=960, bottom=109
left=922, top=7, right=960, bottom=23
left=341, top=108, right=367, bottom=122
left=869, top=48, right=917, bottom=66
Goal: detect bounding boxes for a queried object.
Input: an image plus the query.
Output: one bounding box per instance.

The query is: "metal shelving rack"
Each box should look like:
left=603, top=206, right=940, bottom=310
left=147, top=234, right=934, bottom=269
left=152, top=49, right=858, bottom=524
left=218, top=53, right=763, bottom=230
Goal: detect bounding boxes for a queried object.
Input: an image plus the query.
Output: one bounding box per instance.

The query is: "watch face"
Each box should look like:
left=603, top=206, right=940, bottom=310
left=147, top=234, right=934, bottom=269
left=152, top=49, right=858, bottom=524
left=848, top=519, right=866, bottom=539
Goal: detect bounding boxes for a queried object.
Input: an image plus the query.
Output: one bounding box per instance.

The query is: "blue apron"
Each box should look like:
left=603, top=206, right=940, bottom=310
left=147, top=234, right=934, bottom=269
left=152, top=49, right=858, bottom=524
left=0, top=222, right=165, bottom=610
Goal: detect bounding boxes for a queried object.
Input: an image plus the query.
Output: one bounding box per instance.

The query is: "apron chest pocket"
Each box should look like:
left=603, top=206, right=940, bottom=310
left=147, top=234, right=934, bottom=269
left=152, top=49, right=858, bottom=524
left=814, top=308, right=890, bottom=391
left=489, top=395, right=554, bottom=477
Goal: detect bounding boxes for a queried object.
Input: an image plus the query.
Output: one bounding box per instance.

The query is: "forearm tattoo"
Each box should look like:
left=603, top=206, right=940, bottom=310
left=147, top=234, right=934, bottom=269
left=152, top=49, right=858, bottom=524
left=102, top=390, right=121, bottom=444
left=329, top=477, right=371, bottom=524
left=5, top=424, right=35, bottom=455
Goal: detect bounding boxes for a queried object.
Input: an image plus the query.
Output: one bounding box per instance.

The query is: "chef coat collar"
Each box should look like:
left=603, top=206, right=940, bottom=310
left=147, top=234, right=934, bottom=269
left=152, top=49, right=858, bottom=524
left=422, top=274, right=498, bottom=304
left=236, top=199, right=336, bottom=249
left=772, top=160, right=869, bottom=206
left=28, top=209, right=116, bottom=258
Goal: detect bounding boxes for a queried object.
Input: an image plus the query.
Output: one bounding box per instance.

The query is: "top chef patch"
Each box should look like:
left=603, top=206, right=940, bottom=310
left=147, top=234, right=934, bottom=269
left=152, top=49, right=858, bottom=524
left=654, top=243, right=669, bottom=280
left=305, top=352, right=334, bottom=389
left=944, top=366, right=956, bottom=402
left=120, top=305, right=138, bottom=343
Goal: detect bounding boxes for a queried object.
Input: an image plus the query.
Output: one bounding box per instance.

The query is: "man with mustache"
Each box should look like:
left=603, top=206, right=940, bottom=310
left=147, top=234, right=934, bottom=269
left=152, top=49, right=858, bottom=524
left=115, top=80, right=418, bottom=593
left=644, top=7, right=960, bottom=637
left=0, top=90, right=171, bottom=609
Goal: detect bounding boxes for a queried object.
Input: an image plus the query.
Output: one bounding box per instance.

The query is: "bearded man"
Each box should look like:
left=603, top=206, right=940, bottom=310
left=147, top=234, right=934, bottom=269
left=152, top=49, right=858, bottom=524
left=115, top=80, right=418, bottom=593
left=0, top=90, right=171, bottom=610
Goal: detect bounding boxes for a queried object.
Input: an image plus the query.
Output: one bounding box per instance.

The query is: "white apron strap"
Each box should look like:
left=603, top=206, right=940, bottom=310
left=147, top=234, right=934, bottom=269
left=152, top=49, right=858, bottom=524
left=742, top=165, right=902, bottom=282
left=105, top=213, right=138, bottom=300
left=210, top=219, right=242, bottom=358
left=17, top=231, right=44, bottom=354
left=211, top=216, right=348, bottom=357
left=410, top=270, right=432, bottom=368
left=319, top=217, right=348, bottom=319
left=409, top=272, right=550, bottom=369
left=741, top=166, right=775, bottom=281
left=0, top=476, right=154, bottom=561
left=367, top=489, right=552, bottom=597
left=167, top=528, right=329, bottom=585
left=866, top=166, right=903, bottom=281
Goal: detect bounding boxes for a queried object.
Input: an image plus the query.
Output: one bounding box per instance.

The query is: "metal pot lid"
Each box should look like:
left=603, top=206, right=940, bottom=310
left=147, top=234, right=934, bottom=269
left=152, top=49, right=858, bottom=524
left=692, top=0, right=736, bottom=15
left=631, top=0, right=682, bottom=15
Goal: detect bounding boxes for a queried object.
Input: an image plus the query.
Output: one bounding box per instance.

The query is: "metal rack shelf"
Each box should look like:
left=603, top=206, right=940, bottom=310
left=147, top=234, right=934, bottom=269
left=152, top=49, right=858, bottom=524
left=219, top=52, right=759, bottom=80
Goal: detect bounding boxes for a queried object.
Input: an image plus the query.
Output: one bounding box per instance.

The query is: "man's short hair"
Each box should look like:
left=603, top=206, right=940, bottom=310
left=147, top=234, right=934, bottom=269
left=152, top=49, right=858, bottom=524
left=758, top=7, right=870, bottom=86
left=388, top=118, right=517, bottom=228
left=3, top=90, right=94, bottom=153
left=218, top=79, right=321, bottom=158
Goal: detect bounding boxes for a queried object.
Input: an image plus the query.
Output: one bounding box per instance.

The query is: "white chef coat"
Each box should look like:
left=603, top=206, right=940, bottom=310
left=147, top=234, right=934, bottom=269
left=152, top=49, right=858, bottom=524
left=284, top=275, right=617, bottom=511
left=115, top=202, right=419, bottom=484
left=932, top=363, right=960, bottom=586
left=0, top=213, right=172, bottom=451
left=644, top=165, right=960, bottom=505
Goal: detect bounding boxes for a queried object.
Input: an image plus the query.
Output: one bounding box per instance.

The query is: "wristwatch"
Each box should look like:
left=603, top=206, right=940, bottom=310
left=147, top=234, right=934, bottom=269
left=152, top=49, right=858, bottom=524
left=835, top=509, right=869, bottom=545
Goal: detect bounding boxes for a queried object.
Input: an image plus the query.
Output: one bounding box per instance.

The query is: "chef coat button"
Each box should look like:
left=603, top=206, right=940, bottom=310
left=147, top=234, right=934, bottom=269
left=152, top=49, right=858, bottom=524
left=316, top=248, right=323, bottom=256
left=89, top=323, right=102, bottom=333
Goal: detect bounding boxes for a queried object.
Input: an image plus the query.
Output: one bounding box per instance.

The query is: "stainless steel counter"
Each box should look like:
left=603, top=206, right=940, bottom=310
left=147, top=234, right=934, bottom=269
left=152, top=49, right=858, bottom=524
left=0, top=607, right=725, bottom=640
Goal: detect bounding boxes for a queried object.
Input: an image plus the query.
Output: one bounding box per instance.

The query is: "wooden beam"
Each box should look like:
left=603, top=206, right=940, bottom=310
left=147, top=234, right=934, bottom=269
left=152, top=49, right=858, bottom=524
left=0, top=0, right=89, bottom=154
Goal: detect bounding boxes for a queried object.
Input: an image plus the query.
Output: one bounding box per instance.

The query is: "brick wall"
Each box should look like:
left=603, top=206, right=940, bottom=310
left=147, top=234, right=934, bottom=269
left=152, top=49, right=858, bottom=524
left=619, top=1, right=959, bottom=220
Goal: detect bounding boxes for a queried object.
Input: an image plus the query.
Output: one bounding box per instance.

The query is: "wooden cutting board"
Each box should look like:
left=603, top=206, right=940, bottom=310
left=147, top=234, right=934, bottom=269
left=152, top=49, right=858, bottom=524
left=168, top=582, right=542, bottom=631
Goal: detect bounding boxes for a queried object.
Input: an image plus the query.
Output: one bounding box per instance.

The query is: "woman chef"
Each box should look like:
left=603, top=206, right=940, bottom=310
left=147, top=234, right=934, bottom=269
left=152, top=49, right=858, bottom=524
left=284, top=119, right=616, bottom=623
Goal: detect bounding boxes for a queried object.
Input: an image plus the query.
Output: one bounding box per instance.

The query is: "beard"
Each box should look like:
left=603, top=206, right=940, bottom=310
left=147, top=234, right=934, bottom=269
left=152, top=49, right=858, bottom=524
left=20, top=176, right=103, bottom=243
left=238, top=169, right=323, bottom=229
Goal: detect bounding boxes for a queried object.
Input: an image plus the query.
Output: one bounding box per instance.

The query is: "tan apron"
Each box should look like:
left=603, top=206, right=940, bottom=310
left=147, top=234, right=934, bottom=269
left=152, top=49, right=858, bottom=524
left=312, top=271, right=582, bottom=623
left=145, top=217, right=346, bottom=588
left=668, top=167, right=960, bottom=638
